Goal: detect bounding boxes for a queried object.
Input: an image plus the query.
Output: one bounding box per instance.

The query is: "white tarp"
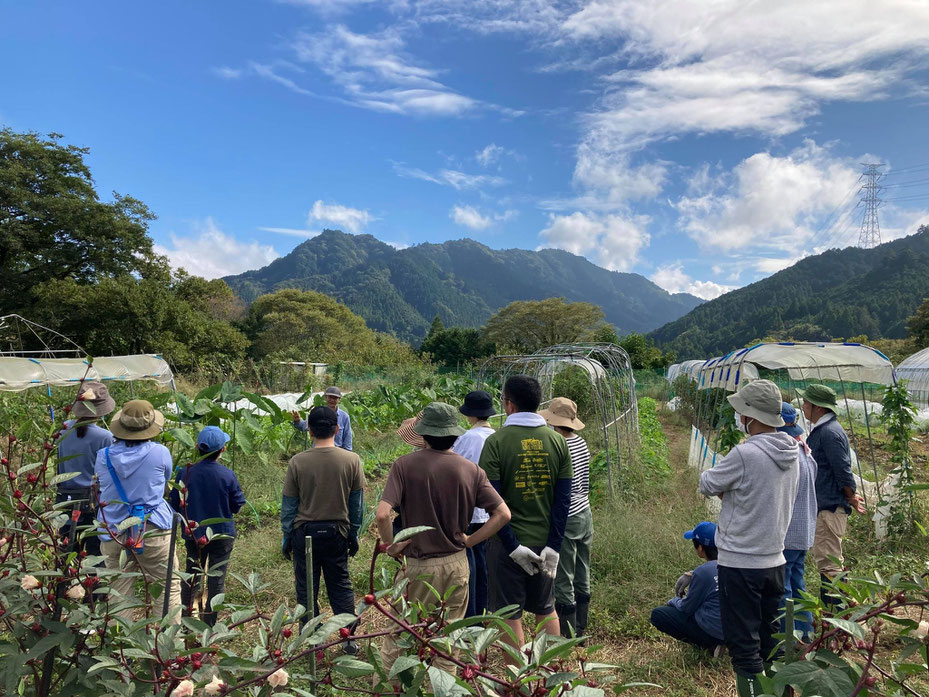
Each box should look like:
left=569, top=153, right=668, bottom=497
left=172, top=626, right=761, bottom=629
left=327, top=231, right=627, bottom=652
left=697, top=343, right=894, bottom=391
left=0, top=355, right=174, bottom=392
left=667, top=360, right=705, bottom=383
left=896, top=346, right=929, bottom=406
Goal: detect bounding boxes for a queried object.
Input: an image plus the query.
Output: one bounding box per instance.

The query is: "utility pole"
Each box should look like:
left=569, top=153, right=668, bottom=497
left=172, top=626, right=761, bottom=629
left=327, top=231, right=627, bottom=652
left=857, top=163, right=884, bottom=249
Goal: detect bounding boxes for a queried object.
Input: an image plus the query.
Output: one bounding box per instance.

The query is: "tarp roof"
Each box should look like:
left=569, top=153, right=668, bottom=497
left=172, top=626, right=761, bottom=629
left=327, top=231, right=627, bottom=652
left=896, top=346, right=929, bottom=403
left=0, top=355, right=174, bottom=392
left=696, top=342, right=894, bottom=391
left=667, top=360, right=705, bottom=382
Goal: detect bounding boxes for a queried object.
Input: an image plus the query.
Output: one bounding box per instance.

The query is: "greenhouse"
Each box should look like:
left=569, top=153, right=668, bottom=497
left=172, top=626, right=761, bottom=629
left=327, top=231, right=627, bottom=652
left=895, top=345, right=929, bottom=406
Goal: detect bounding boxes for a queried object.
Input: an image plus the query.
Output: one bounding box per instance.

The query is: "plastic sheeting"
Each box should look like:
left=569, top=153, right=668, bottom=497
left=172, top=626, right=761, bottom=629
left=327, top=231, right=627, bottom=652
left=896, top=346, right=929, bottom=406
left=0, top=355, right=174, bottom=392
left=696, top=343, right=894, bottom=391
left=667, top=360, right=705, bottom=382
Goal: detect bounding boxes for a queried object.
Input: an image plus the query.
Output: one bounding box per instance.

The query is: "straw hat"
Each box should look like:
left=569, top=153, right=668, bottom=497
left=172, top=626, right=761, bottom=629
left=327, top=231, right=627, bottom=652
left=539, top=397, right=585, bottom=430
left=110, top=400, right=165, bottom=440
left=70, top=381, right=116, bottom=419
left=397, top=412, right=426, bottom=449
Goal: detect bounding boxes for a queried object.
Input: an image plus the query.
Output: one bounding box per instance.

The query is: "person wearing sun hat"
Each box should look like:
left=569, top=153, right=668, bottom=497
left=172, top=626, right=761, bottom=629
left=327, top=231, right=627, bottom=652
left=56, top=381, right=116, bottom=558
left=396, top=412, right=426, bottom=450
left=169, top=426, right=245, bottom=626
left=539, top=397, right=593, bottom=640
left=94, top=399, right=181, bottom=623
left=451, top=390, right=497, bottom=617
left=797, top=383, right=865, bottom=605
left=699, top=379, right=799, bottom=696
left=376, top=402, right=510, bottom=675
left=650, top=521, right=724, bottom=652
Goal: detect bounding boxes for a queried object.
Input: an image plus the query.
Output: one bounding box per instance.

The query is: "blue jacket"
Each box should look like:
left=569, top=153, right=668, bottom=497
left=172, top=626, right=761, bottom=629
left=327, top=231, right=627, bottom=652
left=56, top=421, right=114, bottom=490
left=170, top=458, right=246, bottom=540
left=294, top=408, right=353, bottom=451
left=807, top=416, right=856, bottom=514
left=669, top=560, right=723, bottom=640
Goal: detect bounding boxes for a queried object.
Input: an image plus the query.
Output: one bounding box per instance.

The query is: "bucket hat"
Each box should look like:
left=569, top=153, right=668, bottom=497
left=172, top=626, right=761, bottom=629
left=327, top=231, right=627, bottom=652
left=197, top=426, right=230, bottom=454
left=397, top=412, right=426, bottom=449
left=539, top=397, right=585, bottom=431
left=110, top=399, right=165, bottom=440
left=684, top=521, right=717, bottom=548
left=70, top=381, right=116, bottom=419
left=413, top=402, right=466, bottom=438
left=459, top=390, right=495, bottom=419
left=727, top=379, right=785, bottom=428
left=796, top=383, right=838, bottom=411
left=323, top=386, right=343, bottom=398
left=777, top=402, right=804, bottom=437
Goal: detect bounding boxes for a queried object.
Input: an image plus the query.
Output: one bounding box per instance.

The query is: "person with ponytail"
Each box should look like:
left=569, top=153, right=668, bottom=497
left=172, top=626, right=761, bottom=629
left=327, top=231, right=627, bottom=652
left=169, top=426, right=245, bottom=626
left=56, top=381, right=116, bottom=557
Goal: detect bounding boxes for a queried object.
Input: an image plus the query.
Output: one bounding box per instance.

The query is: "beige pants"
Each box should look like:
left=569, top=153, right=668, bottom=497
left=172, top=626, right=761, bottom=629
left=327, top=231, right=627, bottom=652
left=380, top=550, right=469, bottom=675
left=101, top=530, right=182, bottom=624
left=812, top=509, right=848, bottom=577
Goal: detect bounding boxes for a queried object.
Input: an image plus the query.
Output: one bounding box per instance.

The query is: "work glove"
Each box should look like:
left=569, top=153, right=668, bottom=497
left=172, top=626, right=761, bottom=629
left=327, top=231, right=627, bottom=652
left=348, top=536, right=359, bottom=558
left=281, top=536, right=292, bottom=561
left=675, top=571, right=693, bottom=597
left=540, top=546, right=560, bottom=578
left=509, top=545, right=543, bottom=576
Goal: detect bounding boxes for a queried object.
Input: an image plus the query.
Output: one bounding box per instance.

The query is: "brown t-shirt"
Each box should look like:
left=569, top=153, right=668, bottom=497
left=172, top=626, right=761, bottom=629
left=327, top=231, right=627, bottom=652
left=283, top=446, right=366, bottom=537
left=381, top=449, right=503, bottom=559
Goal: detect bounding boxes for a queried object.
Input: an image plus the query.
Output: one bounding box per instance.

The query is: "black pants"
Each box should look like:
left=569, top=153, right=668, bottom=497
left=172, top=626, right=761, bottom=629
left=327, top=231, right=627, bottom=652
left=650, top=605, right=722, bottom=650
left=56, top=491, right=101, bottom=558
left=718, top=565, right=785, bottom=676
left=292, top=522, right=356, bottom=624
left=181, top=538, right=235, bottom=614
left=465, top=523, right=488, bottom=617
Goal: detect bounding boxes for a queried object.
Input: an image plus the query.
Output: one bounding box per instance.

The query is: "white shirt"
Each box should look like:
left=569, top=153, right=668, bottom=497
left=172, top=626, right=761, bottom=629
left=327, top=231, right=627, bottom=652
left=452, top=422, right=495, bottom=524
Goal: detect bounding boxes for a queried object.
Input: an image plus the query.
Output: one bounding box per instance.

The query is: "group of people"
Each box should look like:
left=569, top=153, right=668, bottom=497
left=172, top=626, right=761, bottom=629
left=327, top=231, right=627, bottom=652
left=647, top=379, right=864, bottom=697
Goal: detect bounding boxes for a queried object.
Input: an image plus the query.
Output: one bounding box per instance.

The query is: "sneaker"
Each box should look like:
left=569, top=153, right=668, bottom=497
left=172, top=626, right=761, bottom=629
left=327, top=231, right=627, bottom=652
left=343, top=640, right=359, bottom=655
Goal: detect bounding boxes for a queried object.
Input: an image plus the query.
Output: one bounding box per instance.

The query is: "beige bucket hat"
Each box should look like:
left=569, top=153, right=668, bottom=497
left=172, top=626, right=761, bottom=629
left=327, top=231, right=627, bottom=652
left=110, top=399, right=165, bottom=440
left=539, top=397, right=585, bottom=430
left=70, top=381, right=116, bottom=419
left=727, top=379, right=785, bottom=428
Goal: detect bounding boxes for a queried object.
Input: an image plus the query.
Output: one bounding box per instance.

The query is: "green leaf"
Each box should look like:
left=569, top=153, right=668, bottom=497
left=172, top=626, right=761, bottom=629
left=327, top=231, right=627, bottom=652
left=116, top=516, right=141, bottom=533
left=331, top=657, right=376, bottom=678
left=772, top=661, right=858, bottom=697
left=566, top=686, right=604, bottom=697
left=389, top=655, right=424, bottom=680
left=427, top=666, right=471, bottom=697
left=823, top=617, right=867, bottom=640
left=306, top=613, right=356, bottom=643
left=270, top=605, right=285, bottom=635
left=393, top=525, right=435, bottom=544
left=166, top=428, right=195, bottom=448
left=49, top=471, right=81, bottom=486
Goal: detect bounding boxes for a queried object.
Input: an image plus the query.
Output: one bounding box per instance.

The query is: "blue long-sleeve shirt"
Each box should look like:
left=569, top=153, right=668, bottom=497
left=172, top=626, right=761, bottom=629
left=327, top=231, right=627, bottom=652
left=807, top=415, right=855, bottom=513
left=170, top=458, right=246, bottom=539
left=293, top=408, right=353, bottom=451
left=56, top=421, right=114, bottom=490
left=668, top=560, right=723, bottom=640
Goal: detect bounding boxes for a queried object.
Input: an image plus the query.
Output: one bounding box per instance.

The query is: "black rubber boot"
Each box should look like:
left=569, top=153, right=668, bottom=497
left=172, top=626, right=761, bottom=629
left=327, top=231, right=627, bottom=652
left=201, top=612, right=217, bottom=627
left=819, top=574, right=842, bottom=610
left=555, top=603, right=577, bottom=638
left=575, top=592, right=591, bottom=643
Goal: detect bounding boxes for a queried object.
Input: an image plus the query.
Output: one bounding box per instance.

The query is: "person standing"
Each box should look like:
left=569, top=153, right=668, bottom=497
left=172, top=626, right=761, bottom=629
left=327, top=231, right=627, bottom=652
left=478, top=375, right=573, bottom=651
left=281, top=406, right=364, bottom=652
left=169, top=426, right=246, bottom=626
left=56, top=381, right=115, bottom=557
left=95, top=400, right=181, bottom=622
left=451, top=390, right=497, bottom=617
left=375, top=402, right=510, bottom=674
left=699, top=380, right=799, bottom=697
left=292, top=386, right=353, bottom=451
left=540, top=397, right=593, bottom=639
left=777, top=402, right=817, bottom=639
left=798, top=384, right=866, bottom=605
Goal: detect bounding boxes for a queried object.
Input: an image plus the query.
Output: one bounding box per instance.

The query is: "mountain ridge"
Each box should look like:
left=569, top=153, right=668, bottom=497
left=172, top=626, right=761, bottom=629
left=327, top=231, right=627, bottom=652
left=223, top=230, right=703, bottom=341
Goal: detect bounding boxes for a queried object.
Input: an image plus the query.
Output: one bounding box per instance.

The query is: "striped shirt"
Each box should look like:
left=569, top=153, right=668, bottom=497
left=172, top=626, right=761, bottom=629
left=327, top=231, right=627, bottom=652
left=566, top=435, right=591, bottom=517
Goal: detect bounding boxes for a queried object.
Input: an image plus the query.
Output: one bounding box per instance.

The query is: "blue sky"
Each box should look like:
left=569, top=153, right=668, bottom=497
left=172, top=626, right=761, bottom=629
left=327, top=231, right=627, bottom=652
left=3, top=0, right=929, bottom=299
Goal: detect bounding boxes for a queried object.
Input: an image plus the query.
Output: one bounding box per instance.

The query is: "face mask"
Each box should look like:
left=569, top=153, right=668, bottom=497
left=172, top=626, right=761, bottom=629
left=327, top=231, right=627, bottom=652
left=734, top=412, right=750, bottom=435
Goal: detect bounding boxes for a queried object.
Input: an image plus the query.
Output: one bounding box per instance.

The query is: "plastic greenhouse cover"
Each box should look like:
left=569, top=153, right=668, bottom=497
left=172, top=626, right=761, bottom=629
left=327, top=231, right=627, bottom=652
left=896, top=345, right=929, bottom=404
left=0, top=355, right=174, bottom=392
left=667, top=360, right=706, bottom=382
left=695, top=342, right=894, bottom=391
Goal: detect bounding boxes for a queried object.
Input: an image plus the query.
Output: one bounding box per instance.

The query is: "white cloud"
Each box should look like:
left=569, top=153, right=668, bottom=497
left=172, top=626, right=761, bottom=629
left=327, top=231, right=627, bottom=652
left=537, top=211, right=650, bottom=271
left=650, top=263, right=736, bottom=300
left=154, top=218, right=279, bottom=279
left=258, top=226, right=322, bottom=238
left=394, top=163, right=507, bottom=190
left=307, top=200, right=374, bottom=233
left=475, top=143, right=519, bottom=167
left=450, top=205, right=518, bottom=230
left=212, top=66, right=242, bottom=80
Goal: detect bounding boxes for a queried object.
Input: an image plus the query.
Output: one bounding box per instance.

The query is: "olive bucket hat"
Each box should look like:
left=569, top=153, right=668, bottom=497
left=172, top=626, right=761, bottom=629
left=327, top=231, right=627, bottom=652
left=413, top=402, right=466, bottom=438
left=796, top=383, right=839, bottom=411
left=727, top=379, right=785, bottom=428
left=110, top=399, right=165, bottom=440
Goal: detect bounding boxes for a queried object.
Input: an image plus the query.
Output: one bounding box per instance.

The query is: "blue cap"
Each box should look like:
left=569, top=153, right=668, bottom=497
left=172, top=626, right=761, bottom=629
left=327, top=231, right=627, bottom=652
left=683, top=521, right=717, bottom=548
left=197, top=426, right=230, bottom=453
left=777, top=402, right=804, bottom=437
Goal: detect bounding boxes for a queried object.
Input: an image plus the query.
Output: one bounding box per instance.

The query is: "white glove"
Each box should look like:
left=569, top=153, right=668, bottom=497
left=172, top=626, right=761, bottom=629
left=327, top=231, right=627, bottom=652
left=675, top=571, right=693, bottom=597
left=509, top=545, right=543, bottom=575
left=540, top=546, right=560, bottom=578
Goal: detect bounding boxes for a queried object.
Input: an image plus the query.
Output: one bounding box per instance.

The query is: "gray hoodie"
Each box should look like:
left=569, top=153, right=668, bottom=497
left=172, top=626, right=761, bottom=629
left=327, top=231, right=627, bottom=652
left=699, top=432, right=799, bottom=569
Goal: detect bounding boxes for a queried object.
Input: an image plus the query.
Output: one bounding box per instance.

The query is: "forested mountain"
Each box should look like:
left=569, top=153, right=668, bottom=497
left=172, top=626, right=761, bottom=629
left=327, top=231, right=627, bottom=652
left=650, top=226, right=929, bottom=359
left=223, top=230, right=703, bottom=341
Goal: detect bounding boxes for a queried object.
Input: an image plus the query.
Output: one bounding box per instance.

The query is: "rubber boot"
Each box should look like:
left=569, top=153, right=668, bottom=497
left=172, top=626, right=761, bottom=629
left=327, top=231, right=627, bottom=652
left=819, top=573, right=842, bottom=611
left=200, top=611, right=218, bottom=627
left=735, top=673, right=765, bottom=697
left=555, top=603, right=577, bottom=638
left=575, top=592, right=591, bottom=645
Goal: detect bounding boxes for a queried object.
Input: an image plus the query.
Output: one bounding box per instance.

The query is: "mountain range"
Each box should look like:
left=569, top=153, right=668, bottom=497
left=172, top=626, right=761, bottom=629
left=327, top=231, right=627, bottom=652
left=649, top=226, right=929, bottom=359
left=223, top=230, right=703, bottom=341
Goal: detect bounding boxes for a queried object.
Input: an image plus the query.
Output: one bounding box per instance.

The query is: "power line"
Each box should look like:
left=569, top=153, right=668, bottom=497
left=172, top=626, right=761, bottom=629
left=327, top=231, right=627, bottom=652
left=857, top=163, right=884, bottom=249
left=806, top=176, right=862, bottom=252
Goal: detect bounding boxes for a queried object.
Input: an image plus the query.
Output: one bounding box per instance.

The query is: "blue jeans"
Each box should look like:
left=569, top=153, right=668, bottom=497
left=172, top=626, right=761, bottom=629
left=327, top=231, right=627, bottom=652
left=782, top=549, right=813, bottom=637
left=465, top=523, right=488, bottom=617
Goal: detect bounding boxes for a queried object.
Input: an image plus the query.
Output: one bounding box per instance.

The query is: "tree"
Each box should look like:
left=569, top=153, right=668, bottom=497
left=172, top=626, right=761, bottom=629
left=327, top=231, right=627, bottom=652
left=425, top=314, right=445, bottom=341
left=906, top=297, right=929, bottom=346
left=483, top=298, right=606, bottom=353
left=618, top=332, right=674, bottom=370
left=420, top=327, right=496, bottom=366
left=0, top=129, right=161, bottom=314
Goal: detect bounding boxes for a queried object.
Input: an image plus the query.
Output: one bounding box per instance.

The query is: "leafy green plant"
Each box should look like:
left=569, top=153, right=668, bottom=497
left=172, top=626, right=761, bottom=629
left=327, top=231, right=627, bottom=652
left=879, top=380, right=919, bottom=536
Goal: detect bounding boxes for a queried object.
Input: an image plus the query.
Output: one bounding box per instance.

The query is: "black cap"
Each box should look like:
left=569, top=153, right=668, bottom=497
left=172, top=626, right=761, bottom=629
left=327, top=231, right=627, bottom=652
left=459, top=390, right=495, bottom=419
left=308, top=405, right=338, bottom=428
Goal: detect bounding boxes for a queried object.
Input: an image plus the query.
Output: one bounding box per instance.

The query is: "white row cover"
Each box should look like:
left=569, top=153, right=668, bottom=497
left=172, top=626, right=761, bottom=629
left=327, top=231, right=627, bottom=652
left=696, top=342, right=894, bottom=391
left=0, top=355, right=174, bottom=392
left=667, top=360, right=706, bottom=382
left=895, top=346, right=929, bottom=405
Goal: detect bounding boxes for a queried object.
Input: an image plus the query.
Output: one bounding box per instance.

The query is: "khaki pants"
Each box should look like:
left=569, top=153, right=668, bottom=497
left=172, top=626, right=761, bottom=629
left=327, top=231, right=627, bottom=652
left=812, top=509, right=848, bottom=577
left=381, top=550, right=469, bottom=675
left=101, top=530, right=182, bottom=624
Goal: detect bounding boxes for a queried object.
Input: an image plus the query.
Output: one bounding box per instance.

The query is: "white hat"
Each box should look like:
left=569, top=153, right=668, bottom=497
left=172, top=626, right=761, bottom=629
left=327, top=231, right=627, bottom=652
left=727, top=380, right=785, bottom=428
